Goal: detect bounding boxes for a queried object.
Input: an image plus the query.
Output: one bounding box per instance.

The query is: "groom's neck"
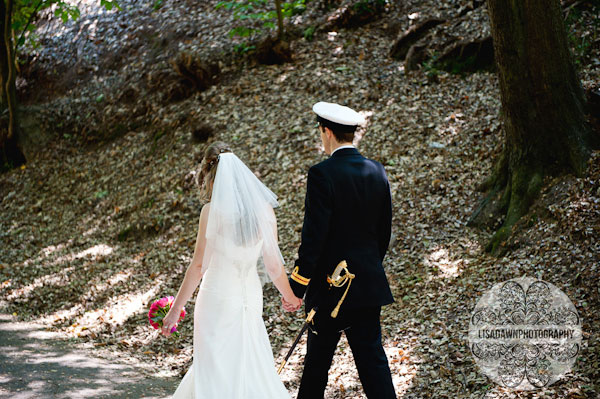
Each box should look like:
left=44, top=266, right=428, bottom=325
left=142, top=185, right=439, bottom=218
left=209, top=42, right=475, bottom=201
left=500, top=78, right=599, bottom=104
left=329, top=140, right=353, bottom=155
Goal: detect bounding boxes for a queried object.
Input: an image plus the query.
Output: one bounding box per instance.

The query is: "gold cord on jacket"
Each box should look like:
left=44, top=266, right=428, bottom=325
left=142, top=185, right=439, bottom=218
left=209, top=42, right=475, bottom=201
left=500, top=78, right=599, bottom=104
left=327, top=260, right=355, bottom=318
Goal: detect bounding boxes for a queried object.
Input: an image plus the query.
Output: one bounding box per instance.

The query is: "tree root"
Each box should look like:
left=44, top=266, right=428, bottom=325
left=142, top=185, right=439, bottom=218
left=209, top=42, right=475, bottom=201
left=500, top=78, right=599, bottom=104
left=436, top=36, right=494, bottom=73
left=466, top=150, right=508, bottom=228
left=389, top=1, right=492, bottom=73
left=169, top=52, right=220, bottom=93
left=0, top=131, right=26, bottom=172
left=255, top=36, right=292, bottom=65
left=322, top=0, right=386, bottom=30
left=484, top=164, right=544, bottom=255
left=389, top=18, right=444, bottom=60
left=467, top=149, right=546, bottom=255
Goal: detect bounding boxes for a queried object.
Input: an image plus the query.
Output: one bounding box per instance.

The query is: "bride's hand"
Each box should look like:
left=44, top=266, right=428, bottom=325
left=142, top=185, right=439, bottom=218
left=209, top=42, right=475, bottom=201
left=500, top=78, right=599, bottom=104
left=161, top=308, right=181, bottom=336
left=282, top=295, right=302, bottom=312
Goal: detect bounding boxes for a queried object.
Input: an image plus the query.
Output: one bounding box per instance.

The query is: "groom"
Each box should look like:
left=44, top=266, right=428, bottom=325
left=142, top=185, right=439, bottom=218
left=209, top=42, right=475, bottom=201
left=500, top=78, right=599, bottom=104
left=284, top=102, right=396, bottom=398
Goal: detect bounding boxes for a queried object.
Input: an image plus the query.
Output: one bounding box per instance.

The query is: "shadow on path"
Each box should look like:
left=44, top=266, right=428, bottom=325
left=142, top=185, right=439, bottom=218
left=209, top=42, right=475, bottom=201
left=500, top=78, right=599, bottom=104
left=0, top=314, right=179, bottom=399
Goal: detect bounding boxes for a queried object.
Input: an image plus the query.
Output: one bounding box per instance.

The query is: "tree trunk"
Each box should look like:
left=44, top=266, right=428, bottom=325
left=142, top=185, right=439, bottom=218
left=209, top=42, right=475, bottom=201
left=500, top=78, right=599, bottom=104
left=0, top=0, right=25, bottom=171
left=469, top=0, right=598, bottom=254
left=274, top=0, right=284, bottom=41
left=0, top=0, right=8, bottom=108
left=4, top=0, right=17, bottom=140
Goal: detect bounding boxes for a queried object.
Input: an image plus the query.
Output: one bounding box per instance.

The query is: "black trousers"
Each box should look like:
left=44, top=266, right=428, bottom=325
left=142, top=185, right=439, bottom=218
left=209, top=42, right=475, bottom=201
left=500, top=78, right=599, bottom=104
left=296, top=306, right=396, bottom=399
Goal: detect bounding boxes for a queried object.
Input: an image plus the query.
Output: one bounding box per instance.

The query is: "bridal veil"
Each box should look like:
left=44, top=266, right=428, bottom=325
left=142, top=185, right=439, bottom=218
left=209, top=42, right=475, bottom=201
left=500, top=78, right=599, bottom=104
left=201, top=152, right=285, bottom=283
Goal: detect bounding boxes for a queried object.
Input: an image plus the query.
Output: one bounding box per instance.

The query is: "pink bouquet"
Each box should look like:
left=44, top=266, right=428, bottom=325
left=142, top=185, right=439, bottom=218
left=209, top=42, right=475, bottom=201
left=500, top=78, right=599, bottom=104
left=148, top=296, right=186, bottom=337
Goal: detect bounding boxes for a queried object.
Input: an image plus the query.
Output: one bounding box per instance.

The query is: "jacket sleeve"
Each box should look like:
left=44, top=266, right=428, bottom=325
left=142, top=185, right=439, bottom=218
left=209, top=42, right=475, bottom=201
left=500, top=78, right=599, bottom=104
left=289, top=165, right=333, bottom=298
left=378, top=167, right=392, bottom=263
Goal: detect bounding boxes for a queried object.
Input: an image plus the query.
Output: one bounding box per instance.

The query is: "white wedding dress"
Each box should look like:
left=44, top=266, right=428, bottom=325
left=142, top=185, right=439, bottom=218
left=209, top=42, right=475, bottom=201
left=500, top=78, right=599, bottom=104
left=171, top=235, right=290, bottom=399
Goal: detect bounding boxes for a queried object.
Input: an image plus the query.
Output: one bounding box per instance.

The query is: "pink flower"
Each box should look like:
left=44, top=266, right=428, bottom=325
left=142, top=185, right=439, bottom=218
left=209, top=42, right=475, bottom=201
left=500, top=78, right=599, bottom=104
left=156, top=297, right=169, bottom=308
left=147, top=296, right=186, bottom=337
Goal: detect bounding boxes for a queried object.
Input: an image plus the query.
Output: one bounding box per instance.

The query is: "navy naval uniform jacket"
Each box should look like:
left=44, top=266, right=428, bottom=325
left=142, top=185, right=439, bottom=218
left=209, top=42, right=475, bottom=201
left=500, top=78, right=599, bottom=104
left=289, top=147, right=394, bottom=316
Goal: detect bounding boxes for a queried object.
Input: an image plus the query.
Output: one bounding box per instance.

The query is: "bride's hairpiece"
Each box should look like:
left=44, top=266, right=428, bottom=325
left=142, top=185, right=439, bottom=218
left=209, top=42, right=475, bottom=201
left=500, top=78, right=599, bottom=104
left=211, top=148, right=230, bottom=166
left=197, top=141, right=232, bottom=200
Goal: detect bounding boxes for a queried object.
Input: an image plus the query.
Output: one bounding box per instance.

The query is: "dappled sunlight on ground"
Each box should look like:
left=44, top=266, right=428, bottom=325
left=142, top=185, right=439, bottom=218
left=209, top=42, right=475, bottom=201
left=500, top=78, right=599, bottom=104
left=424, top=244, right=472, bottom=280
left=22, top=241, right=112, bottom=269
left=385, top=340, right=420, bottom=397
left=40, top=304, right=85, bottom=327
left=0, top=314, right=177, bottom=398
left=40, top=242, right=69, bottom=257
left=70, top=275, right=166, bottom=336
left=75, top=244, right=114, bottom=259
left=6, top=266, right=76, bottom=301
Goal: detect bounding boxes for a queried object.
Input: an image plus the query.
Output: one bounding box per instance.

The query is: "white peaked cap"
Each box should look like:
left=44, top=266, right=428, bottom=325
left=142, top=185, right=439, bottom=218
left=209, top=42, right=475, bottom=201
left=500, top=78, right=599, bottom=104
left=313, top=101, right=365, bottom=126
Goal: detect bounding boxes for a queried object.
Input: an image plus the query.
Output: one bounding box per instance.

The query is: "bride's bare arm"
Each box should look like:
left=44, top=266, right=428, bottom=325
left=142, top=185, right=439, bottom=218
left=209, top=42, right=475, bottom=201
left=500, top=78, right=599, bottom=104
left=161, top=204, right=210, bottom=335
left=272, top=268, right=301, bottom=307
left=263, top=207, right=302, bottom=310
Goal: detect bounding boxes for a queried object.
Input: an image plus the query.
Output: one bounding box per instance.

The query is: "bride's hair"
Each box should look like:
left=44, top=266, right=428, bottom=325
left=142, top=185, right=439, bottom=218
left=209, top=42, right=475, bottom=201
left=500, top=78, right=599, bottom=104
left=196, top=141, right=232, bottom=200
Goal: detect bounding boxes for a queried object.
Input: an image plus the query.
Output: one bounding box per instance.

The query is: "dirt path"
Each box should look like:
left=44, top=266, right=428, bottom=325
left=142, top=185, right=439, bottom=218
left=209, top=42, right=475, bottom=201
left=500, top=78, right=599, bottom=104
left=0, top=313, right=179, bottom=399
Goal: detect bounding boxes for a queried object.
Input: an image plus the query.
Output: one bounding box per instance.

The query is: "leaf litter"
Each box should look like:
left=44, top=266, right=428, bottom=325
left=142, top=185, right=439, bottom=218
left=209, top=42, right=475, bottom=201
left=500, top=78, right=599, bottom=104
left=1, top=0, right=599, bottom=398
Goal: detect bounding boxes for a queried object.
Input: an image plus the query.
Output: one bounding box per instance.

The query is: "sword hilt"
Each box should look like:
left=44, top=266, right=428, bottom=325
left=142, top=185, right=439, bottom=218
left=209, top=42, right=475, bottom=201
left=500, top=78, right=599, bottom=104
left=327, top=261, right=355, bottom=318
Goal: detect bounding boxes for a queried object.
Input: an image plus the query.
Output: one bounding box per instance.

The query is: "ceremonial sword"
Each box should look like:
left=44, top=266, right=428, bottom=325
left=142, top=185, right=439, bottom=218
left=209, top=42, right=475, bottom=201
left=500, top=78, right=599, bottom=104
left=277, top=260, right=355, bottom=374
left=277, top=307, right=317, bottom=374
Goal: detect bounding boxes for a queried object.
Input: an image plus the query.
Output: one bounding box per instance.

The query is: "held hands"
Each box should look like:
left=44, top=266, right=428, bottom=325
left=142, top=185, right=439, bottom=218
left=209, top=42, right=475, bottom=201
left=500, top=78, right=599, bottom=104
left=282, top=295, right=303, bottom=312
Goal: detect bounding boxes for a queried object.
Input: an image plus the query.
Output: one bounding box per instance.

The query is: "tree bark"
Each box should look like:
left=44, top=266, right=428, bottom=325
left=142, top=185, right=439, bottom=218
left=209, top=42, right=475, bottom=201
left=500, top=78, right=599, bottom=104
left=0, top=0, right=25, bottom=171
left=274, top=0, right=284, bottom=40
left=3, top=0, right=17, bottom=140
left=470, top=0, right=598, bottom=254
left=0, top=0, right=8, bottom=108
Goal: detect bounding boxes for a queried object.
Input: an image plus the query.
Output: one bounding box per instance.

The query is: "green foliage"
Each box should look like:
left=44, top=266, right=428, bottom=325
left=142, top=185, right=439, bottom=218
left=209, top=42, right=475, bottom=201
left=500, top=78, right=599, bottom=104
left=144, top=197, right=156, bottom=208
left=303, top=25, right=315, bottom=41
left=11, top=0, right=120, bottom=51
left=152, top=0, right=163, bottom=10
left=574, top=35, right=593, bottom=65
left=442, top=54, right=479, bottom=75
left=53, top=1, right=80, bottom=23
left=422, top=53, right=441, bottom=79
left=280, top=0, right=306, bottom=17
left=351, top=0, right=385, bottom=15
left=99, top=0, right=120, bottom=10
left=527, top=213, right=538, bottom=227
left=230, top=26, right=261, bottom=38
left=1, top=159, right=16, bottom=173
left=565, top=2, right=600, bottom=67
left=94, top=190, right=109, bottom=199
left=216, top=0, right=306, bottom=39
left=234, top=42, right=256, bottom=53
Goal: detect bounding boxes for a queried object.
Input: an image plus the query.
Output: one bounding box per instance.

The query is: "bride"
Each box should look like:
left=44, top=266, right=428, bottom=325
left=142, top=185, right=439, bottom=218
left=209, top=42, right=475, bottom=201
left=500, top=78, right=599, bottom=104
left=160, top=141, right=302, bottom=398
